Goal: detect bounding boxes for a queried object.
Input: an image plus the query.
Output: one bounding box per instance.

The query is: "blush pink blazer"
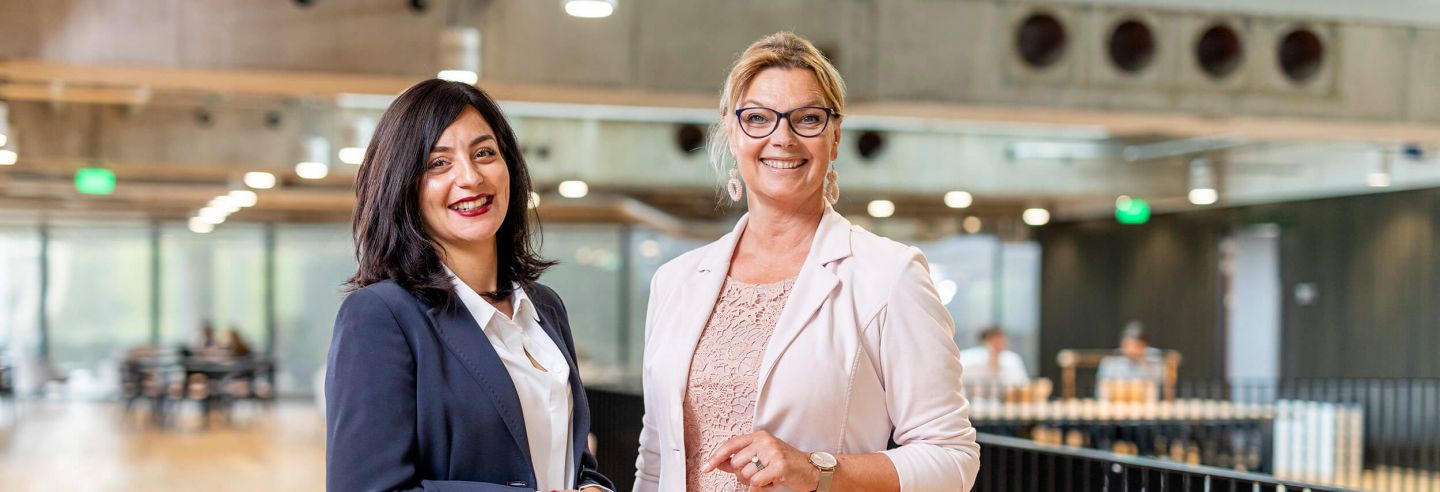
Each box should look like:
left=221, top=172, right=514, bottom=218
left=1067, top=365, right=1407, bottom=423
left=634, top=207, right=980, bottom=492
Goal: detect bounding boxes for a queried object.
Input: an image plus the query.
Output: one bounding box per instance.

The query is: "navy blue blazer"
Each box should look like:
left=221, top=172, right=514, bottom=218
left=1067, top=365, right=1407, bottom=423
left=326, top=279, right=614, bottom=492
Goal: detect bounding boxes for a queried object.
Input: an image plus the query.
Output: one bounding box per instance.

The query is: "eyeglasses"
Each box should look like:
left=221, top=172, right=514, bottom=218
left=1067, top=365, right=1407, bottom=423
left=733, top=106, right=838, bottom=139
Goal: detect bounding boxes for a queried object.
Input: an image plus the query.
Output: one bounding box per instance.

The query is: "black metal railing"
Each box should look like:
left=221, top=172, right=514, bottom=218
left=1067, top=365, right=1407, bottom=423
left=977, top=433, right=1355, bottom=492
left=972, top=377, right=1440, bottom=491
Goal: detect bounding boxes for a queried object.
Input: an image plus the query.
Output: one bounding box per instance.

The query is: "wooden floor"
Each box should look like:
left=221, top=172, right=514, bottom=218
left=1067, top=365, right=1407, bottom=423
left=0, top=399, right=325, bottom=492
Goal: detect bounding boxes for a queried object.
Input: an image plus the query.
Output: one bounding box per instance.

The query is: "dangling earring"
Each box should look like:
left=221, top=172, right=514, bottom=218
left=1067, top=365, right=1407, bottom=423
left=824, top=165, right=840, bottom=205
left=727, top=167, right=745, bottom=202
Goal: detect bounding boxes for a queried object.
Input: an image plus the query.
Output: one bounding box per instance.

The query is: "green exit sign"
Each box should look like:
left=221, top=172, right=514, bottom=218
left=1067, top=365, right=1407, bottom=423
left=75, top=168, right=116, bottom=195
left=1116, top=197, right=1151, bottom=225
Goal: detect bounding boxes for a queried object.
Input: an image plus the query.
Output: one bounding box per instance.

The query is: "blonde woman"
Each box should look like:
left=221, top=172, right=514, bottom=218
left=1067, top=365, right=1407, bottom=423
left=633, top=32, right=979, bottom=492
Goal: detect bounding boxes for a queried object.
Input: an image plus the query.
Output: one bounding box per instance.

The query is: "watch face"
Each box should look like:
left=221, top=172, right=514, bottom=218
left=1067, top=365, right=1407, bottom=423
left=810, top=451, right=838, bottom=468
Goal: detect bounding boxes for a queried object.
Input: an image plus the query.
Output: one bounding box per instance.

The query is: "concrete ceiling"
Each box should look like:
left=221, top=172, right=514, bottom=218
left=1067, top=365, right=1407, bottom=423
left=1, top=0, right=1438, bottom=229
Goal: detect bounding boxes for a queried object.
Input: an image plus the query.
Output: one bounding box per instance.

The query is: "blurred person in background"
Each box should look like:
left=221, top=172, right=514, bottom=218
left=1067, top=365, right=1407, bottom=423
left=326, top=79, right=613, bottom=492
left=1096, top=322, right=1165, bottom=402
left=958, top=326, right=1030, bottom=394
left=634, top=32, right=979, bottom=492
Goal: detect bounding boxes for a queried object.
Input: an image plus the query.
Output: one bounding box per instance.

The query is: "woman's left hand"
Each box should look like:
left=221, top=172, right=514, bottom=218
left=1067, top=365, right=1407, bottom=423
left=702, top=430, right=818, bottom=491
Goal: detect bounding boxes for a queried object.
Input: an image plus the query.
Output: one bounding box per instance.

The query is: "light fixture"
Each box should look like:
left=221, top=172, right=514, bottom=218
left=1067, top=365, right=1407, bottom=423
left=244, top=171, right=277, bottom=189
left=437, top=70, right=479, bottom=85
left=338, top=147, right=366, bottom=165
left=436, top=26, right=481, bottom=84
left=867, top=199, right=895, bottom=218
left=1188, top=188, right=1218, bottom=205
left=198, top=207, right=227, bottom=225
left=1367, top=152, right=1392, bottom=188
left=188, top=217, right=215, bottom=234
left=338, top=114, right=375, bottom=165
left=558, top=180, right=589, bottom=198
left=296, top=161, right=329, bottom=179
left=295, top=135, right=330, bottom=180
left=564, top=0, right=617, bottom=18
left=528, top=191, right=541, bottom=209
left=0, top=101, right=9, bottom=148
left=1022, top=207, right=1051, bottom=226
left=228, top=189, right=258, bottom=207
left=210, top=196, right=242, bottom=214
left=962, top=216, right=982, bottom=234
left=0, top=149, right=15, bottom=166
left=1188, top=157, right=1218, bottom=205
left=944, top=191, right=973, bottom=209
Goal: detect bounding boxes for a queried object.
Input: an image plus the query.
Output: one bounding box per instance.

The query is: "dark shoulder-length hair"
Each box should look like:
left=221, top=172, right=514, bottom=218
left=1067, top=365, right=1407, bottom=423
left=346, top=79, right=554, bottom=306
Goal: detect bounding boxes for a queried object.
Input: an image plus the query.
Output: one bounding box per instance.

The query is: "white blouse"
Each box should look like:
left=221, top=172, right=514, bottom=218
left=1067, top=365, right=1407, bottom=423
left=449, top=271, right=575, bottom=491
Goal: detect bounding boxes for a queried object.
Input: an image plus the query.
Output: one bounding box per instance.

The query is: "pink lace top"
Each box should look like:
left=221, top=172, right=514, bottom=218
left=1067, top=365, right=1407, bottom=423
left=683, top=275, right=796, bottom=492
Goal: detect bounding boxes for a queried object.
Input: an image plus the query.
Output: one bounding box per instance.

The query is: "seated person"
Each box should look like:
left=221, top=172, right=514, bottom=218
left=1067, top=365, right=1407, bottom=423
left=959, top=326, right=1030, bottom=398
left=1096, top=322, right=1165, bottom=402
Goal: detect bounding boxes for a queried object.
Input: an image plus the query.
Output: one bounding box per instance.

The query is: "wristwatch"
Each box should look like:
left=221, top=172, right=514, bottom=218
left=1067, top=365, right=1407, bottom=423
left=808, top=451, right=837, bottom=492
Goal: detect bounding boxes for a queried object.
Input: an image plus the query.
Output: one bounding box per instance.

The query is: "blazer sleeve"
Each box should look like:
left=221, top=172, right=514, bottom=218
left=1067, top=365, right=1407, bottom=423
left=875, top=249, right=982, bottom=492
left=327, top=288, right=532, bottom=492
left=632, top=272, right=665, bottom=492
left=536, top=285, right=618, bottom=492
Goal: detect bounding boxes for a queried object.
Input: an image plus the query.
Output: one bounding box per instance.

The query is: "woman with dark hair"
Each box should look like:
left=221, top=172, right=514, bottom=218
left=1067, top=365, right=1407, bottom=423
left=326, top=79, right=613, bottom=492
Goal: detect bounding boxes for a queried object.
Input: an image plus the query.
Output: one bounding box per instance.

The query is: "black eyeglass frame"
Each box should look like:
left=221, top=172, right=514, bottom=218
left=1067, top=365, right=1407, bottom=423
left=732, top=106, right=840, bottom=139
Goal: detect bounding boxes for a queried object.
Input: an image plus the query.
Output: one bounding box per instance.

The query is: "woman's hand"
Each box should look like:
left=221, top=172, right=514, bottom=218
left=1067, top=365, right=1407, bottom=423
left=702, top=430, right=818, bottom=490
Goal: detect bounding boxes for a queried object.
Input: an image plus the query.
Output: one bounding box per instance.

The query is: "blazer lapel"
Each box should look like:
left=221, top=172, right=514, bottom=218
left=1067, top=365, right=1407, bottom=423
left=756, top=207, right=853, bottom=397
left=530, top=303, right=590, bottom=469
left=659, top=215, right=746, bottom=443
left=427, top=301, right=533, bottom=469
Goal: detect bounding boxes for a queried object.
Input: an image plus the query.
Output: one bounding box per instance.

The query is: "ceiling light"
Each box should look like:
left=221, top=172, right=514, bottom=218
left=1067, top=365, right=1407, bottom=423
left=338, top=147, right=366, bottom=165
left=1022, top=208, right=1050, bottom=226
left=1368, top=152, right=1393, bottom=188
left=228, top=189, right=258, bottom=207
left=867, top=200, right=895, bottom=218
left=528, top=191, right=541, bottom=209
left=0, top=101, right=9, bottom=148
left=558, top=180, right=589, bottom=198
left=1188, top=157, right=1219, bottom=205
left=436, top=26, right=481, bottom=83
left=0, top=149, right=15, bottom=166
left=296, top=161, right=329, bottom=180
left=437, top=70, right=479, bottom=85
left=244, top=171, right=276, bottom=189
left=1188, top=189, right=1218, bottom=205
left=295, top=136, right=330, bottom=179
left=188, top=217, right=214, bottom=234
left=564, top=0, right=616, bottom=18
left=210, top=196, right=241, bottom=214
left=339, top=115, right=375, bottom=165
left=944, top=191, right=973, bottom=209
left=198, top=207, right=227, bottom=225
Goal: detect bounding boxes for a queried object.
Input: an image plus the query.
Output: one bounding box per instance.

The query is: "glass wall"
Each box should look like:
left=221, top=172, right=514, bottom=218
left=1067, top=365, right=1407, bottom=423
left=0, top=225, right=42, bottom=395
left=273, top=224, right=354, bottom=397
left=159, top=223, right=267, bottom=352
left=46, top=222, right=154, bottom=398
left=1, top=219, right=1042, bottom=398
left=917, top=235, right=1042, bottom=376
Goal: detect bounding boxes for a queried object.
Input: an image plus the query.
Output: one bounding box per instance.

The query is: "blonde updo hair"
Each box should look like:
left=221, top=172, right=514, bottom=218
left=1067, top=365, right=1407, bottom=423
left=708, top=31, right=847, bottom=177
